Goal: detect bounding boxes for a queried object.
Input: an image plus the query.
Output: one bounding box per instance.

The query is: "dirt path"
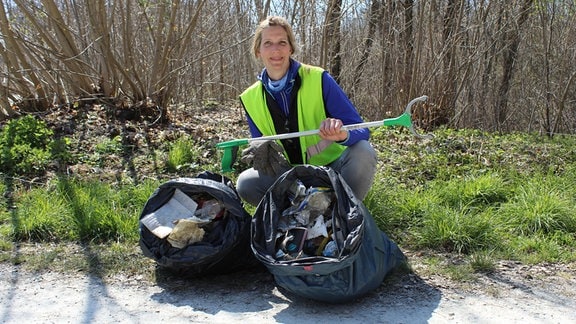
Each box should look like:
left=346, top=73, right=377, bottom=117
left=1, top=260, right=575, bottom=324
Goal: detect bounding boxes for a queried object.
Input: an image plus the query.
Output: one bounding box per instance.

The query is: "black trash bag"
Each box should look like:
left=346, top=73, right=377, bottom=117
left=139, top=171, right=260, bottom=276
left=251, top=165, right=406, bottom=303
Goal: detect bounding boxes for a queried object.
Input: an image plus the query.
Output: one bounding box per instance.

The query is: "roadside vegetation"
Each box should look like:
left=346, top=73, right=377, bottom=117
left=1, top=111, right=576, bottom=283
left=2, top=1, right=575, bottom=289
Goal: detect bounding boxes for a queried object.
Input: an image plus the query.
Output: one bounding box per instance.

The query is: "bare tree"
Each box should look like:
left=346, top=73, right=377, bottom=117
left=495, top=0, right=533, bottom=132
left=0, top=1, right=52, bottom=112
left=350, top=0, right=380, bottom=99
left=1, top=0, right=575, bottom=134
left=434, top=0, right=463, bottom=126
left=527, top=0, right=576, bottom=136
left=401, top=0, right=414, bottom=101
left=321, top=0, right=342, bottom=82
left=254, top=0, right=271, bottom=22
left=0, top=0, right=208, bottom=120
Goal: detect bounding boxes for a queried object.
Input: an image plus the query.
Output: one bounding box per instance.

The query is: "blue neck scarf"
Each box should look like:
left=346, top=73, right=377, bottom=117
left=267, top=72, right=289, bottom=93
left=261, top=59, right=297, bottom=94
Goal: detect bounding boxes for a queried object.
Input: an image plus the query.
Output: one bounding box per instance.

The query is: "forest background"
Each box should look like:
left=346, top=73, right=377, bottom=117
left=1, top=0, right=575, bottom=136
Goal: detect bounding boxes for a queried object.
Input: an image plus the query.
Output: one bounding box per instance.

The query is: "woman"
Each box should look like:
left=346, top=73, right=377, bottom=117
left=236, top=16, right=377, bottom=206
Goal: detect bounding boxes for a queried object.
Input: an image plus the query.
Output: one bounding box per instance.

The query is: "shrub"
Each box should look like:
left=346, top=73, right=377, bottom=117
left=0, top=115, right=69, bottom=177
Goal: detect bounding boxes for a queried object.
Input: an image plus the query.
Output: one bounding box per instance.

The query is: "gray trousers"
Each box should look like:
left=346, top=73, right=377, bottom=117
left=236, top=140, right=377, bottom=206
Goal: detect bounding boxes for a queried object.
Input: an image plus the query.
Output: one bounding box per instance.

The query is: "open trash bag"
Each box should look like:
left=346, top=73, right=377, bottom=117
left=251, top=165, right=406, bottom=303
left=139, top=171, right=259, bottom=276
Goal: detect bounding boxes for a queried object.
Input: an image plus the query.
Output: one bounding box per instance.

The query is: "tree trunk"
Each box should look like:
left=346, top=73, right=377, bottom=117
left=495, top=0, right=533, bottom=131
left=401, top=0, right=414, bottom=101
left=321, top=0, right=342, bottom=83
left=351, top=0, right=381, bottom=100
left=433, top=0, right=463, bottom=127
left=0, top=1, right=50, bottom=110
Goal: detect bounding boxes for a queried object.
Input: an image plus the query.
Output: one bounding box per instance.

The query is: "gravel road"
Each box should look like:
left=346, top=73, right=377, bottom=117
left=1, top=260, right=575, bottom=324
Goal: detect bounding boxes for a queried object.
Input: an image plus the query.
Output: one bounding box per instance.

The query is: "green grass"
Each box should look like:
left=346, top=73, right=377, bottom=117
left=5, top=178, right=158, bottom=243
left=2, top=127, right=576, bottom=280
left=366, top=128, right=576, bottom=278
left=166, top=136, right=202, bottom=172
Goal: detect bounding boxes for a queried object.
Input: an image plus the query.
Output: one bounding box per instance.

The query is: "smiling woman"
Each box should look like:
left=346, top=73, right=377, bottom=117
left=254, top=24, right=294, bottom=80
left=235, top=16, right=378, bottom=207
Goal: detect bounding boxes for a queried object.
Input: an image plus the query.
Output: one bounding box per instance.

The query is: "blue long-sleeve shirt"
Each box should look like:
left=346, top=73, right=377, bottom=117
left=245, top=60, right=369, bottom=146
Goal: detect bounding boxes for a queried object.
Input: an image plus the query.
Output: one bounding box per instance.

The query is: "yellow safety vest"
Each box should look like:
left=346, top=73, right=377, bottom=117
left=240, top=64, right=345, bottom=165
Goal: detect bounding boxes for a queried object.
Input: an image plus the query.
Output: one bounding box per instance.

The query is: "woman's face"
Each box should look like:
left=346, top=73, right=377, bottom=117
left=257, top=25, right=293, bottom=80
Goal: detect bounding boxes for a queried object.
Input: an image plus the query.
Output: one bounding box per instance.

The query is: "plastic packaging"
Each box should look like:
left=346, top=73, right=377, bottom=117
left=322, top=240, right=338, bottom=257
left=306, top=189, right=333, bottom=214
left=287, top=180, right=307, bottom=205
left=307, top=215, right=328, bottom=239
left=195, top=199, right=222, bottom=220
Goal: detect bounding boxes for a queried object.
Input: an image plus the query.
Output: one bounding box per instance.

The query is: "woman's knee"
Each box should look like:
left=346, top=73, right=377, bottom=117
left=236, top=168, right=274, bottom=206
left=343, top=140, right=377, bottom=172
left=236, top=169, right=257, bottom=205
left=339, top=141, right=377, bottom=200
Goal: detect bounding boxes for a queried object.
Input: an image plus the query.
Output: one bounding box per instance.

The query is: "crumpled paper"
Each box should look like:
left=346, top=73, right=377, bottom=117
left=167, top=219, right=205, bottom=248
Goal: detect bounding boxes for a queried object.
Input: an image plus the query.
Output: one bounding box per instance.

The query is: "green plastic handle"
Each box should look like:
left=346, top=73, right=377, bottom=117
left=383, top=112, right=411, bottom=128
left=216, top=139, right=248, bottom=172
left=216, top=95, right=431, bottom=172
left=216, top=138, right=250, bottom=149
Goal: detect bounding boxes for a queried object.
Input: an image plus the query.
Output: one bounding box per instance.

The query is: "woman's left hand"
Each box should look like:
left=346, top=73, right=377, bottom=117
left=319, top=118, right=348, bottom=142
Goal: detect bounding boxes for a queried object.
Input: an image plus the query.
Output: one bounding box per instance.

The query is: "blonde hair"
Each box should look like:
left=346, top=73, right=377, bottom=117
left=251, top=16, right=297, bottom=59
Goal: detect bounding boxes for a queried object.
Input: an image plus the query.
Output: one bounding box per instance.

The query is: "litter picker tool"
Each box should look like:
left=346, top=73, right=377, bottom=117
left=216, top=95, right=433, bottom=172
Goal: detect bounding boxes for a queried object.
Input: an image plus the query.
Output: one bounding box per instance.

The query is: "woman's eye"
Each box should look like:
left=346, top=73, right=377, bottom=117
left=263, top=40, right=288, bottom=47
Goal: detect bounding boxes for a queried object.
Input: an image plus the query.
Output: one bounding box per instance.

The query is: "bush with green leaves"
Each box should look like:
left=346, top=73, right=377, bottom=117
left=0, top=115, right=70, bottom=176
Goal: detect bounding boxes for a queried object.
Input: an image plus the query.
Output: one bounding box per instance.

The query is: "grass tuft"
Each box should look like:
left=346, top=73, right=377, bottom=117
left=166, top=136, right=201, bottom=172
